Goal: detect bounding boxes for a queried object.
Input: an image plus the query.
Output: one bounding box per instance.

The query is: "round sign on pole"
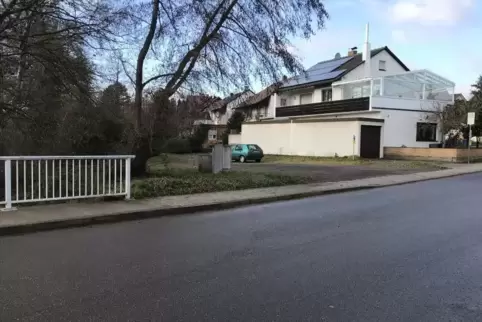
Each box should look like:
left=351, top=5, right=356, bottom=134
left=468, top=112, right=475, bottom=125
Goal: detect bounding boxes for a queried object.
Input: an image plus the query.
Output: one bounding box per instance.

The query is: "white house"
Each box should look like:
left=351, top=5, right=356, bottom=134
left=203, top=89, right=254, bottom=125
left=231, top=25, right=455, bottom=158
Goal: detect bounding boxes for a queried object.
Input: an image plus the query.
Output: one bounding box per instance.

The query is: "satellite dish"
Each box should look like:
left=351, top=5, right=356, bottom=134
left=334, top=52, right=341, bottom=59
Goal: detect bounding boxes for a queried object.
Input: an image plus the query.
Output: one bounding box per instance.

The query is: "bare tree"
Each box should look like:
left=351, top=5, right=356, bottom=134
left=421, top=100, right=469, bottom=147
left=120, top=0, right=329, bottom=174
left=0, top=0, right=126, bottom=121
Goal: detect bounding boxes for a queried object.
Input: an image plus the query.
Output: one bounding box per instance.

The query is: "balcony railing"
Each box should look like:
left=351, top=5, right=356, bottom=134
left=276, top=97, right=369, bottom=118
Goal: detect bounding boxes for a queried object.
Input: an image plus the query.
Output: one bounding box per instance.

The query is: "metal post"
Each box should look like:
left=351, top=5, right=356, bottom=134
left=125, top=158, right=131, bottom=200
left=2, top=159, right=16, bottom=211
left=352, top=135, right=356, bottom=160
left=468, top=125, right=472, bottom=164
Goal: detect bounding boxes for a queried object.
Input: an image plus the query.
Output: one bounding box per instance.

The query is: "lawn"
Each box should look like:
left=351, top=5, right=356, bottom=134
left=262, top=154, right=448, bottom=170
left=131, top=155, right=313, bottom=199
left=130, top=153, right=447, bottom=199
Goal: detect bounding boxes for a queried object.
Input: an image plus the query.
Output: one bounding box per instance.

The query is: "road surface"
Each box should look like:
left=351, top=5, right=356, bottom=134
left=1, top=174, right=482, bottom=321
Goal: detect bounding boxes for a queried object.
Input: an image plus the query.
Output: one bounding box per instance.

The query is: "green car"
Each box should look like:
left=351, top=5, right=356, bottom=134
left=231, top=144, right=264, bottom=163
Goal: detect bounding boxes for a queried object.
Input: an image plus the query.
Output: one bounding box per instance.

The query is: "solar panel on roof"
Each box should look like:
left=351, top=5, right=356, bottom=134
left=280, top=56, right=352, bottom=88
left=281, top=70, right=345, bottom=88
left=306, top=56, right=352, bottom=72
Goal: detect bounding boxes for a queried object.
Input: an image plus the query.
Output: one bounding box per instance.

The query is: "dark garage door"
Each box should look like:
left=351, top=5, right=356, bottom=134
left=360, top=125, right=381, bottom=158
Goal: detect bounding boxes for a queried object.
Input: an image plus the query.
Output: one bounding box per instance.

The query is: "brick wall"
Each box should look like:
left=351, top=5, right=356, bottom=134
left=384, top=147, right=482, bottom=162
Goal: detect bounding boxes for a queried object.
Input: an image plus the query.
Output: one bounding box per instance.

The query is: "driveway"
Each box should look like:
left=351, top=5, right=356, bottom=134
left=232, top=162, right=440, bottom=182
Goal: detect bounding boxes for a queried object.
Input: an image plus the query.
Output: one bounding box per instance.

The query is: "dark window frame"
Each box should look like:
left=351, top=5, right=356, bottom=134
left=322, top=88, right=332, bottom=102
left=416, top=122, right=437, bottom=142
left=379, top=60, right=386, bottom=71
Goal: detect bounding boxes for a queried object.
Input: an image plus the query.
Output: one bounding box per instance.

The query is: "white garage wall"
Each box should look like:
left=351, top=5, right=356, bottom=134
left=241, top=120, right=361, bottom=157
left=228, top=134, right=242, bottom=145
left=375, top=109, right=441, bottom=148
left=241, top=123, right=291, bottom=155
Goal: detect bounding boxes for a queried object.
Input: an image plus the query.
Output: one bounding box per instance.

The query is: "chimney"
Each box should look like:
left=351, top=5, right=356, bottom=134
left=282, top=75, right=288, bottom=81
left=348, top=47, right=358, bottom=56
left=244, top=85, right=250, bottom=92
left=362, top=23, right=371, bottom=78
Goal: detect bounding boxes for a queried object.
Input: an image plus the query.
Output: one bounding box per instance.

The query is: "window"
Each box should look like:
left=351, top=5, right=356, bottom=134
left=300, top=93, right=313, bottom=105
left=379, top=60, right=386, bottom=71
left=280, top=98, right=287, bottom=106
left=351, top=87, right=362, bottom=98
left=235, top=145, right=243, bottom=151
left=208, top=129, right=217, bottom=140
left=416, top=123, right=437, bottom=142
left=322, top=89, right=332, bottom=102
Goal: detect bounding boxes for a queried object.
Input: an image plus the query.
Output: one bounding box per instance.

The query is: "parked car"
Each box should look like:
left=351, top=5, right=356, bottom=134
left=231, top=144, right=264, bottom=163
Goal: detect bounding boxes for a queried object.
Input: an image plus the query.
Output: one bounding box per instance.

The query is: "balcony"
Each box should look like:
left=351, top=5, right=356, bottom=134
left=332, top=69, right=455, bottom=102
left=275, top=97, right=370, bottom=118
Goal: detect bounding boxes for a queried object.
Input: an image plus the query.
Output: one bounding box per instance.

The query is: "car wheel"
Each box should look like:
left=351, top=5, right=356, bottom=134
left=239, top=155, right=246, bottom=163
left=255, top=159, right=261, bottom=163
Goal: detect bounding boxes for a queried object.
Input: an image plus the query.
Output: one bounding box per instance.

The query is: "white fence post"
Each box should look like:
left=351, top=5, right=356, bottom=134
left=3, top=159, right=15, bottom=211
left=125, top=157, right=131, bottom=200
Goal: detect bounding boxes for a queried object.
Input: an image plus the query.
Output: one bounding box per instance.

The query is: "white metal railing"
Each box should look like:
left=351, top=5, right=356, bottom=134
left=1, top=155, right=135, bottom=211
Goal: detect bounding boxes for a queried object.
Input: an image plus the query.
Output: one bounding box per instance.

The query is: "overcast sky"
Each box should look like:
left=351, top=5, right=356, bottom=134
left=290, top=0, right=479, bottom=97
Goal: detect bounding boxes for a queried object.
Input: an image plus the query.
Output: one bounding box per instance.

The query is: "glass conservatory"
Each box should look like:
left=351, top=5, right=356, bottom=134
left=332, top=69, right=455, bottom=102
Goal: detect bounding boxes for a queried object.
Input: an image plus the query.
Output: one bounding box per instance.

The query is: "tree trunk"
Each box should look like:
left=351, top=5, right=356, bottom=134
left=131, top=134, right=151, bottom=177
left=131, top=0, right=160, bottom=177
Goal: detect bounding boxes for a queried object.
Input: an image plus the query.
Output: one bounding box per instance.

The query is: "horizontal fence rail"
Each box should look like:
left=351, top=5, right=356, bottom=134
left=276, top=97, right=370, bottom=118
left=1, top=155, right=135, bottom=210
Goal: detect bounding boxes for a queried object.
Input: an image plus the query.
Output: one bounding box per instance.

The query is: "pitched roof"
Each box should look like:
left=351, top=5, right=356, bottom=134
left=281, top=46, right=409, bottom=90
left=236, top=82, right=282, bottom=108
left=335, top=46, right=409, bottom=74
left=454, top=93, right=466, bottom=101
left=204, top=90, right=252, bottom=112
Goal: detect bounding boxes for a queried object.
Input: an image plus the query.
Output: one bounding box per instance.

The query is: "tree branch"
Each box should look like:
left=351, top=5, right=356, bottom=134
left=142, top=73, right=175, bottom=88
left=165, top=0, right=239, bottom=94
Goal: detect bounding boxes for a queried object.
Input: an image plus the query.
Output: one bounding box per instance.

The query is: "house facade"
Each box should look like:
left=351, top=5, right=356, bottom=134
left=204, top=89, right=254, bottom=126
left=234, top=83, right=280, bottom=121
left=197, top=89, right=254, bottom=146
left=231, top=41, right=455, bottom=158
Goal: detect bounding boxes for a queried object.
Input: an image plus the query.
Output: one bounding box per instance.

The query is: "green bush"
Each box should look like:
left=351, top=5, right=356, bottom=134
left=131, top=169, right=311, bottom=199
left=189, top=125, right=209, bottom=152
left=163, top=138, right=192, bottom=154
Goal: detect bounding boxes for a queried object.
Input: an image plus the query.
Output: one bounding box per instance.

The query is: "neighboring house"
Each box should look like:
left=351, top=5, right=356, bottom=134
left=230, top=27, right=456, bottom=158
left=203, top=89, right=254, bottom=125
left=454, top=93, right=467, bottom=102
left=234, top=83, right=281, bottom=121
left=198, top=88, right=254, bottom=146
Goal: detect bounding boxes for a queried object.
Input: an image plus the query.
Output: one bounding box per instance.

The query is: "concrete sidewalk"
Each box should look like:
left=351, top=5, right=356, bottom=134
left=1, top=164, right=482, bottom=235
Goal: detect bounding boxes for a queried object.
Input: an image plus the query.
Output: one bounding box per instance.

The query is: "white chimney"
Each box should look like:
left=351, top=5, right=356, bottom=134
left=363, top=23, right=371, bottom=78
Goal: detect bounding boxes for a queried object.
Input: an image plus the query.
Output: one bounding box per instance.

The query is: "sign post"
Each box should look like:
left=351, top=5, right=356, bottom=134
left=467, top=112, right=475, bottom=164
left=352, top=135, right=356, bottom=160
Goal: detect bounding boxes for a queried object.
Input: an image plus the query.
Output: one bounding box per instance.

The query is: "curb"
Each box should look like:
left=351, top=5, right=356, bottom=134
left=1, top=170, right=480, bottom=236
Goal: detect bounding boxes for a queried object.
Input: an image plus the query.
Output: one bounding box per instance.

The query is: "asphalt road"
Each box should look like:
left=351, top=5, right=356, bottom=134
left=2, top=174, right=482, bottom=321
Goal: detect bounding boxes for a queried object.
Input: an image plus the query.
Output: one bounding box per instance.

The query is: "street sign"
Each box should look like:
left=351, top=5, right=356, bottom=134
left=468, top=112, right=475, bottom=125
